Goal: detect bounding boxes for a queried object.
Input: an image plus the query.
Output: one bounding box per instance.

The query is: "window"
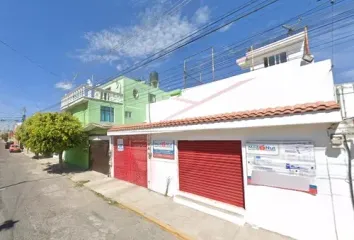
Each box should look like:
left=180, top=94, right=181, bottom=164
left=149, top=94, right=156, bottom=103
left=100, top=106, right=114, bottom=122
left=101, top=87, right=111, bottom=101
left=263, top=52, right=287, bottom=68
left=133, top=89, right=139, bottom=99
left=125, top=111, right=132, bottom=118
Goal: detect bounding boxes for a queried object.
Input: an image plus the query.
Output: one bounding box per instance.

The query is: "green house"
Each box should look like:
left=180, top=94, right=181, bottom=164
left=61, top=73, right=176, bottom=170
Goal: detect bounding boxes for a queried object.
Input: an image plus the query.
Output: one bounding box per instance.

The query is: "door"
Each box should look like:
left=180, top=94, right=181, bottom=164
left=114, top=135, right=147, bottom=187
left=178, top=140, right=245, bottom=208
left=90, top=140, right=110, bottom=175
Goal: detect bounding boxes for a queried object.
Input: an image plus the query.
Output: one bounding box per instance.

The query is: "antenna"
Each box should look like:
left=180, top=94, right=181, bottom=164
left=282, top=18, right=302, bottom=36
left=282, top=24, right=295, bottom=36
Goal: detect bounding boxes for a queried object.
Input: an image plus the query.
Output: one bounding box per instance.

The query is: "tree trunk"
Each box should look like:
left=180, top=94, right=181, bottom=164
left=59, top=152, right=63, bottom=171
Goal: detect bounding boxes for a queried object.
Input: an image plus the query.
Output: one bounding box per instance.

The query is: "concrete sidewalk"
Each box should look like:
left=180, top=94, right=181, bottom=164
left=71, top=171, right=291, bottom=240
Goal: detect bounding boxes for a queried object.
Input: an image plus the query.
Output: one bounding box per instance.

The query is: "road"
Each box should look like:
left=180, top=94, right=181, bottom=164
left=0, top=141, right=175, bottom=240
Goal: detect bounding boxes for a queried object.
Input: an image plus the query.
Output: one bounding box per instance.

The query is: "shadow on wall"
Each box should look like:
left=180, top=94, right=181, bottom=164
left=325, top=143, right=342, bottom=158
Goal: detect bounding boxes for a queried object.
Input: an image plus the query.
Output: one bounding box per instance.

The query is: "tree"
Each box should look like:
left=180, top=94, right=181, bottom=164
left=1, top=132, right=9, bottom=142
left=21, top=112, right=85, bottom=169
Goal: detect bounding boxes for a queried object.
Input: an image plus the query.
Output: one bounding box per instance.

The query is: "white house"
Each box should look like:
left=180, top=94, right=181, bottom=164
left=108, top=29, right=354, bottom=240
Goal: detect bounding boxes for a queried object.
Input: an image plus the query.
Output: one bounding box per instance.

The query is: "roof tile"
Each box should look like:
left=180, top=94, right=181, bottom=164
left=109, top=101, right=340, bottom=132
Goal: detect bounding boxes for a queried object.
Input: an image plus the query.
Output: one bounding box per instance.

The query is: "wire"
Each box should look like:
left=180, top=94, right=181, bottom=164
left=343, top=135, right=354, bottom=211
left=45, top=24, right=354, bottom=113
left=38, top=0, right=282, bottom=112
left=109, top=0, right=194, bottom=53
left=0, top=39, right=60, bottom=78
left=40, top=0, right=352, bottom=112
left=68, top=28, right=354, bottom=118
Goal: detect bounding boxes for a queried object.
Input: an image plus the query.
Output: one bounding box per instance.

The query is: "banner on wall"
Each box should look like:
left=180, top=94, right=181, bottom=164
left=153, top=140, right=174, bottom=160
left=246, top=141, right=317, bottom=195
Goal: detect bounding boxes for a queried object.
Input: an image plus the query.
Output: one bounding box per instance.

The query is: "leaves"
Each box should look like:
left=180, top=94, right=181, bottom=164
left=18, top=112, right=86, bottom=155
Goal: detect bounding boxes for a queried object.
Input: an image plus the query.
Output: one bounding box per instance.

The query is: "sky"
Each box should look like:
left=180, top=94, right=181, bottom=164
left=0, top=0, right=354, bottom=130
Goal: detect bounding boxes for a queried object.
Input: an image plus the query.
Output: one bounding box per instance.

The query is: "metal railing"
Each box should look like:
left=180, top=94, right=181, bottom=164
left=61, top=84, right=123, bottom=109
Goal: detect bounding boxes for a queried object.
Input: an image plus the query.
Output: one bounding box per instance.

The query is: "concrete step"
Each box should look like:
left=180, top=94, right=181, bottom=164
left=173, top=191, right=245, bottom=225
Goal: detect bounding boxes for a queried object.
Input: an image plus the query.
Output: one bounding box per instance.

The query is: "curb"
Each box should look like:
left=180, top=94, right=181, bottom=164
left=115, top=200, right=193, bottom=240
left=70, top=178, right=193, bottom=240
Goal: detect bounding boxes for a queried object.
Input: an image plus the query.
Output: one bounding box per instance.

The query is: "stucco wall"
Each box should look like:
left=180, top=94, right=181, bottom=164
left=88, top=99, right=123, bottom=124
left=64, top=146, right=89, bottom=169
left=68, top=102, right=89, bottom=125
left=147, top=59, right=335, bottom=122
left=123, top=78, right=170, bottom=124
left=147, top=124, right=354, bottom=240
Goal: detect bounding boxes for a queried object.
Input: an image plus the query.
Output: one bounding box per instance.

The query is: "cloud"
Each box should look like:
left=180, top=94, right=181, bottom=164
left=219, top=23, right=233, bottom=33
left=116, top=61, right=129, bottom=71
left=194, top=6, right=210, bottom=25
left=76, top=3, right=210, bottom=65
left=55, top=81, right=74, bottom=90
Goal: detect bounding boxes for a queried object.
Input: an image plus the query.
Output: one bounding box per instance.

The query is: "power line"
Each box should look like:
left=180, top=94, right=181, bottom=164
left=39, top=0, right=281, bottom=112
left=0, top=39, right=60, bottom=78
left=69, top=26, right=354, bottom=115
left=109, top=0, right=194, bottom=53
left=40, top=0, right=352, bottom=112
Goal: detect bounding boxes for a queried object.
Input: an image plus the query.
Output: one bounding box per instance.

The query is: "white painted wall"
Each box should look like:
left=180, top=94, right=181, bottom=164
left=148, top=124, right=354, bottom=240
left=251, top=39, right=304, bottom=70
left=147, top=59, right=335, bottom=122
left=148, top=135, right=178, bottom=197
left=336, top=83, right=354, bottom=119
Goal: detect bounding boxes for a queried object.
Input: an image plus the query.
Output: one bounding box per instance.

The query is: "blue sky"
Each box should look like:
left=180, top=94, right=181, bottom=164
left=1, top=0, right=354, bottom=130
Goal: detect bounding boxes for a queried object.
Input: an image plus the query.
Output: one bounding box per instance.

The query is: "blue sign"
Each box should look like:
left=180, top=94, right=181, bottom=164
left=153, top=140, right=174, bottom=160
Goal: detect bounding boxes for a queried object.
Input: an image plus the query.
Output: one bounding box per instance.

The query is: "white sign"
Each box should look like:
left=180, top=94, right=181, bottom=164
left=117, top=139, right=124, bottom=151
left=153, top=140, right=174, bottom=160
left=246, top=141, right=316, bottom=194
left=246, top=143, right=279, bottom=155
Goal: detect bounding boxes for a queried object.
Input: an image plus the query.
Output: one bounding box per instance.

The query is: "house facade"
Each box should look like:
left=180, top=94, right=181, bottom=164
left=61, top=73, right=174, bottom=173
left=108, top=30, right=354, bottom=240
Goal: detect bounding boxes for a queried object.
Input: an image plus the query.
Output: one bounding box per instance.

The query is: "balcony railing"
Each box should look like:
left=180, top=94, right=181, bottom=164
left=61, top=84, right=123, bottom=109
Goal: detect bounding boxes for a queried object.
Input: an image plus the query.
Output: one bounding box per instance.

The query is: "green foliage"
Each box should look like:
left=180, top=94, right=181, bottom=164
left=1, top=132, right=9, bottom=142
left=20, top=112, right=86, bottom=157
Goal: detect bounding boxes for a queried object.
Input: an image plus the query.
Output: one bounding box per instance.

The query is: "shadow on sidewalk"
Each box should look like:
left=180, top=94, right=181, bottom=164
left=43, top=163, right=86, bottom=175
left=0, top=220, right=19, bottom=231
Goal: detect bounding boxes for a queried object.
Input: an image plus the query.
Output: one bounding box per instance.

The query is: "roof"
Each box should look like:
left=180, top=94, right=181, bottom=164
left=108, top=101, right=340, bottom=132
left=84, top=123, right=113, bottom=132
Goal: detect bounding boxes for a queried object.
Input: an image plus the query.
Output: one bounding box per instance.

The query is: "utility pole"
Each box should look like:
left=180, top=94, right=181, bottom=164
left=183, top=60, right=187, bottom=89
left=211, top=47, right=215, bottom=81
left=22, top=107, right=26, bottom=122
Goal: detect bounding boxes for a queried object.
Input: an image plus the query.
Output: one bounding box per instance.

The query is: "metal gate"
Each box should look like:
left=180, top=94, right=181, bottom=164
left=114, top=135, right=147, bottom=187
left=90, top=140, right=110, bottom=175
left=178, top=140, right=245, bottom=208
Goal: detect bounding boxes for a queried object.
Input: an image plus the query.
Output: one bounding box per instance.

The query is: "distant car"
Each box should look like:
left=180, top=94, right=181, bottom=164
left=9, top=144, right=21, bottom=153
left=5, top=141, right=14, bottom=149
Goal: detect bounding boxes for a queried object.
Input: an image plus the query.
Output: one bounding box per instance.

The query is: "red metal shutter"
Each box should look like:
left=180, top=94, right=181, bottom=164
left=114, top=136, right=130, bottom=182
left=178, top=141, right=245, bottom=208
left=114, top=135, right=147, bottom=188
left=129, top=135, right=148, bottom=187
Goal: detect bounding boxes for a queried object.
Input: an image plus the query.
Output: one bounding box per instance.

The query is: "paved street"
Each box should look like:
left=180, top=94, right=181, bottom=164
left=0, top=142, right=176, bottom=240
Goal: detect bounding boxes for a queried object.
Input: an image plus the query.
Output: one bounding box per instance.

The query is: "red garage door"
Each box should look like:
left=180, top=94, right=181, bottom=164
left=178, top=141, right=244, bottom=208
left=114, top=135, right=147, bottom=188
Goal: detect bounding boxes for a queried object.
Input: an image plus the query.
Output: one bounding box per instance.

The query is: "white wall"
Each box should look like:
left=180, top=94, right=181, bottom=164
left=148, top=59, right=335, bottom=122
left=336, top=83, right=354, bottom=119
left=148, top=124, right=354, bottom=240
left=148, top=135, right=178, bottom=197
left=251, top=39, right=304, bottom=70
